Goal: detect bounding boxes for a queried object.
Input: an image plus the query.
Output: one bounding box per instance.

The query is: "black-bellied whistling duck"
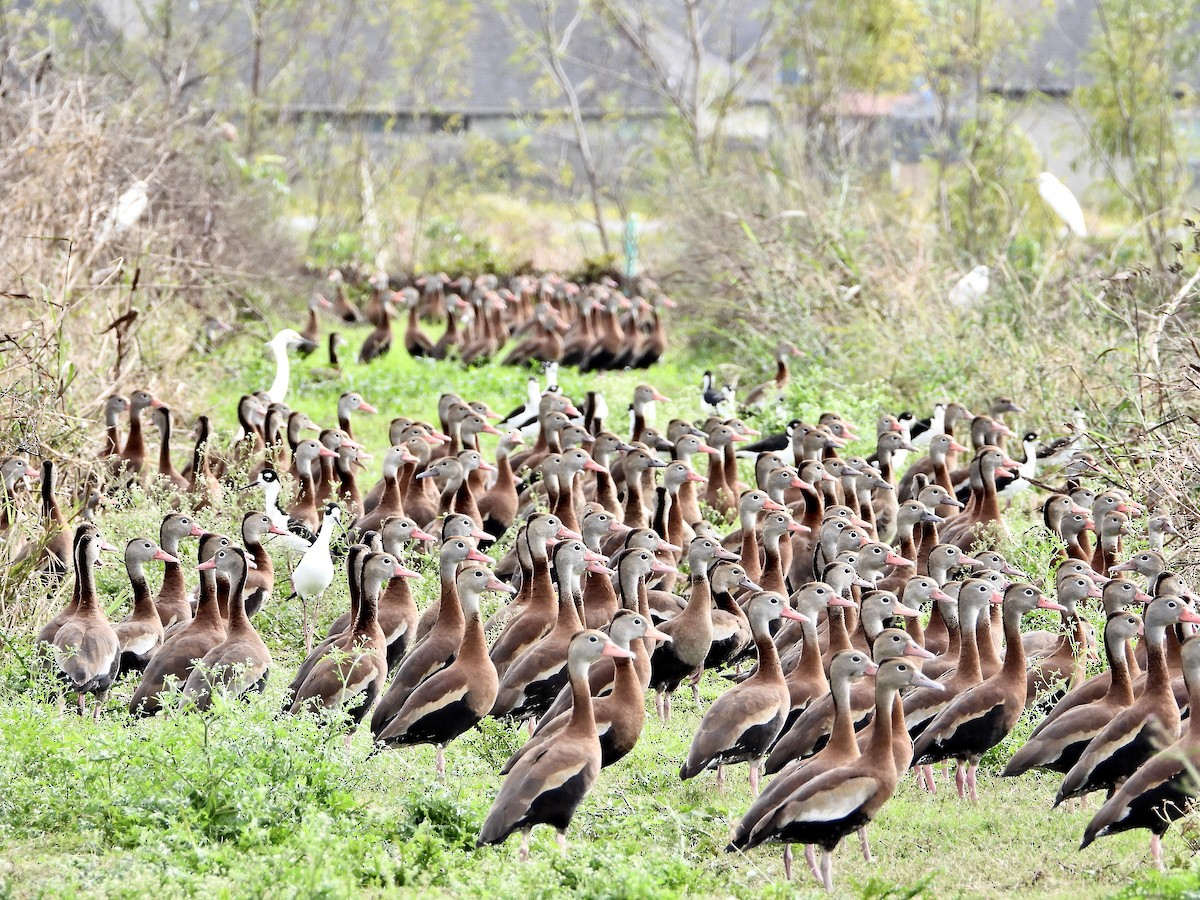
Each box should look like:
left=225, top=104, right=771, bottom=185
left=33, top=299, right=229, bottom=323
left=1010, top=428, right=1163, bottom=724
left=491, top=540, right=604, bottom=723
left=487, top=514, right=571, bottom=655
left=49, top=526, right=120, bottom=717
left=326, top=270, right=363, bottom=324
left=1055, top=595, right=1200, bottom=806
left=512, top=609, right=666, bottom=772
left=682, top=592, right=807, bottom=795
left=359, top=295, right=396, bottom=363
left=130, top=533, right=231, bottom=715
left=916, top=542, right=984, bottom=657
left=906, top=433, right=971, bottom=508
left=1057, top=509, right=1096, bottom=563
left=729, top=648, right=878, bottom=880
left=187, top=415, right=223, bottom=510
left=1081, top=634, right=1200, bottom=870
left=154, top=512, right=204, bottom=628
left=328, top=518, right=430, bottom=669
left=1026, top=578, right=1149, bottom=738
left=510, top=392, right=578, bottom=472
left=534, top=548, right=664, bottom=729
left=616, top=446, right=666, bottom=534
left=1147, top=515, right=1180, bottom=554
left=759, top=511, right=806, bottom=595
left=34, top=525, right=91, bottom=662
left=1092, top=508, right=1129, bottom=575
left=477, top=629, right=633, bottom=860
left=100, top=395, right=129, bottom=459
left=704, top=562, right=759, bottom=673
left=377, top=566, right=515, bottom=773
left=730, top=656, right=942, bottom=890
left=894, top=574, right=952, bottom=649
left=876, top=500, right=940, bottom=594
left=181, top=546, right=271, bottom=710
left=903, top=577, right=991, bottom=792
left=627, top=383, right=667, bottom=444
left=477, top=431, right=524, bottom=540
left=354, top=445, right=415, bottom=535
left=1025, top=572, right=1101, bottom=703
left=371, top=537, right=491, bottom=736
left=32, top=460, right=71, bottom=577
left=777, top=582, right=851, bottom=727
left=1005, top=610, right=1144, bottom=778
left=649, top=536, right=738, bottom=719
left=912, top=582, right=1065, bottom=800
left=298, top=292, right=332, bottom=354
left=313, top=428, right=352, bottom=505
left=585, top=432, right=627, bottom=516
left=290, top=439, right=337, bottom=533
left=868, top=431, right=913, bottom=543
left=578, top=512, right=625, bottom=629
left=766, top=629, right=930, bottom=773
left=0, top=456, right=36, bottom=535
left=940, top=445, right=1020, bottom=551
left=743, top=341, right=800, bottom=409
left=559, top=294, right=600, bottom=367
left=551, top=448, right=604, bottom=536
left=630, top=292, right=675, bottom=368
left=336, top=391, right=377, bottom=440
left=503, top=300, right=565, bottom=366
left=117, top=389, right=162, bottom=484
left=334, top=442, right=368, bottom=520
left=578, top=292, right=627, bottom=372
left=701, top=424, right=744, bottom=515
left=362, top=272, right=391, bottom=328
left=849, top=588, right=921, bottom=655
left=113, top=537, right=175, bottom=675
left=148, top=405, right=188, bottom=490
left=288, top=551, right=405, bottom=730
left=240, top=511, right=284, bottom=616
left=401, top=287, right=435, bottom=358
left=732, top=489, right=784, bottom=586
left=897, top=401, right=973, bottom=492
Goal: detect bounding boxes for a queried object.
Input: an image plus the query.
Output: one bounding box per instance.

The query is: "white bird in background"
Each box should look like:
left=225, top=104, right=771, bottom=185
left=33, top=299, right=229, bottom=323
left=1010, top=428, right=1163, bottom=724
left=948, top=265, right=990, bottom=309
left=1036, top=172, right=1087, bottom=237
left=95, top=180, right=149, bottom=244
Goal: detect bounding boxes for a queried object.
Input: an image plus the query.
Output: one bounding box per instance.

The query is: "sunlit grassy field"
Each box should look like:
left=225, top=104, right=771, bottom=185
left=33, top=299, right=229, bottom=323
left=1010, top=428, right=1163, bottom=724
left=0, top=324, right=1192, bottom=899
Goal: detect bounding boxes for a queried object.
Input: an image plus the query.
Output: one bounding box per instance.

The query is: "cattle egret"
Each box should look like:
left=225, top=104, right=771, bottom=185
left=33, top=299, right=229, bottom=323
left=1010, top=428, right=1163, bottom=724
left=949, top=265, right=990, bottom=309
left=1035, top=172, right=1087, bottom=237
left=95, top=180, right=149, bottom=244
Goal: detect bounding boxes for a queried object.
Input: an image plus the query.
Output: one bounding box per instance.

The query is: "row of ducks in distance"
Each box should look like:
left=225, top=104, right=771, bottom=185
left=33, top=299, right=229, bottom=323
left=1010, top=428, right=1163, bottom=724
left=10, top=362, right=1194, bottom=889
left=283, top=269, right=675, bottom=372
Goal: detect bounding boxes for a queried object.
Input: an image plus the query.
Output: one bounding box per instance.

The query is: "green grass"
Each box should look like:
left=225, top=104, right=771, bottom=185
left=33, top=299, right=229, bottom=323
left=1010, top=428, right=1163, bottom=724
left=0, top=323, right=1192, bottom=899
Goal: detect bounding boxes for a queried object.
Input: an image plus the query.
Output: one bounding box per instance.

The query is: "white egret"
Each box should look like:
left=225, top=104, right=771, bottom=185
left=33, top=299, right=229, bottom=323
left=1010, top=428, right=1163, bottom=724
left=265, top=329, right=304, bottom=403
left=95, top=180, right=149, bottom=244
left=948, top=265, right=990, bottom=309
left=1035, top=172, right=1087, bottom=237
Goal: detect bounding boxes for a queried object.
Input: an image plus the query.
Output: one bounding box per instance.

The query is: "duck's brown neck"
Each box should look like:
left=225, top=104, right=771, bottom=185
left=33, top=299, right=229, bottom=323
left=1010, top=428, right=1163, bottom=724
left=957, top=606, right=983, bottom=683
left=824, top=671, right=862, bottom=759
left=352, top=582, right=382, bottom=642
left=1105, top=629, right=1135, bottom=705
left=565, top=658, right=598, bottom=740
left=1145, top=626, right=1171, bottom=695
left=826, top=605, right=852, bottom=655
left=623, top=468, right=648, bottom=529
left=195, top=571, right=224, bottom=627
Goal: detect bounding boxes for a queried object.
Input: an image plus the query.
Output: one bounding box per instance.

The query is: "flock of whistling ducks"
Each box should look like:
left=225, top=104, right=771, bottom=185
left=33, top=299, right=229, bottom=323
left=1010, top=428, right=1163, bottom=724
left=11, top=271, right=1196, bottom=890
